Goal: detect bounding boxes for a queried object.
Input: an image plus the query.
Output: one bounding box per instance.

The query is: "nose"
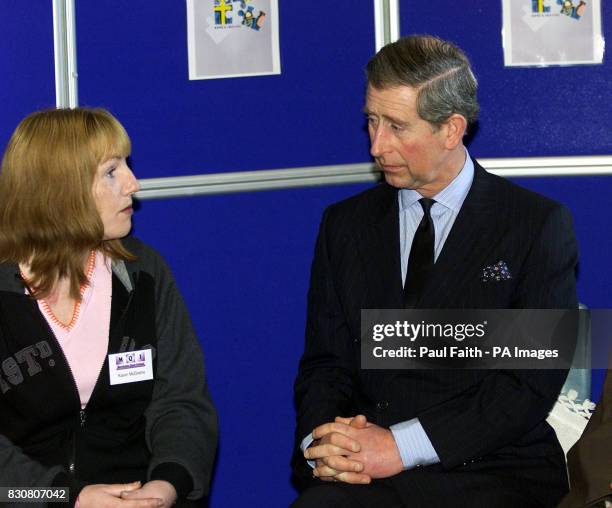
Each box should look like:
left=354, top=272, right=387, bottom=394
left=369, top=124, right=389, bottom=158
left=125, top=169, right=140, bottom=195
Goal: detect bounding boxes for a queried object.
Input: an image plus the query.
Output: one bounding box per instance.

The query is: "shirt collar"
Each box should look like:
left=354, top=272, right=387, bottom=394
left=398, top=148, right=474, bottom=213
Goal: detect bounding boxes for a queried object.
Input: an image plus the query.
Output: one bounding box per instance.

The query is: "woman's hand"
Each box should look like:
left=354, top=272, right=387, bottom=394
left=120, top=480, right=177, bottom=508
left=78, top=481, right=162, bottom=508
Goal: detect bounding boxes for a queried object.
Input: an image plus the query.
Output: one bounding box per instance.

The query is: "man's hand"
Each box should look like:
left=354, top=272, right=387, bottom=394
left=78, top=482, right=162, bottom=508
left=306, top=415, right=370, bottom=484
left=338, top=415, right=404, bottom=479
left=306, top=415, right=403, bottom=483
left=121, top=480, right=177, bottom=508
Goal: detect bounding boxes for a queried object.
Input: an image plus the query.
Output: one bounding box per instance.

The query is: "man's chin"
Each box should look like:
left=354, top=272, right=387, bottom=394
left=382, top=172, right=414, bottom=190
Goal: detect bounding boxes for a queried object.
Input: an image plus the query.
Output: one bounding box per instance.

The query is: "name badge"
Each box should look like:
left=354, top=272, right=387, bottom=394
left=108, top=349, right=153, bottom=385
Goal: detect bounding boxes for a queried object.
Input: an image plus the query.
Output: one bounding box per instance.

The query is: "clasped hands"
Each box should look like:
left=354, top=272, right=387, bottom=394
left=304, top=414, right=403, bottom=484
left=78, top=480, right=177, bottom=508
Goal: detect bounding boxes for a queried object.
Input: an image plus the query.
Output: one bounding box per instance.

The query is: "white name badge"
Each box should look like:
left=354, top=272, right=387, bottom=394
left=108, top=349, right=154, bottom=385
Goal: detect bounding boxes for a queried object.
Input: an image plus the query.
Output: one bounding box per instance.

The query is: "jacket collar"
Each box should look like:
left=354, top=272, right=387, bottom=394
left=0, top=263, right=26, bottom=294
left=0, top=257, right=134, bottom=295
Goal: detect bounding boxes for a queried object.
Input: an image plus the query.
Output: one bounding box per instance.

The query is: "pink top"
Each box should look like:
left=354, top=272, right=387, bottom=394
left=37, top=251, right=112, bottom=409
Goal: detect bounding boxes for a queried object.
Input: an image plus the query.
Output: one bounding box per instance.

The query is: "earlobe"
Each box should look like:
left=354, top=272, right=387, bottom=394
left=444, top=114, right=467, bottom=149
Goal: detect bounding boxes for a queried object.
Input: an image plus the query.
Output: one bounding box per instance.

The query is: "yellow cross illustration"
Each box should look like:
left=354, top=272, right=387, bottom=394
left=215, top=0, right=233, bottom=25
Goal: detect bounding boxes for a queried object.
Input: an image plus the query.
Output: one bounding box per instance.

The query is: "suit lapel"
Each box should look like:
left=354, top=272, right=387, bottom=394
left=357, top=164, right=509, bottom=309
left=418, top=162, right=509, bottom=307
left=357, top=184, right=404, bottom=309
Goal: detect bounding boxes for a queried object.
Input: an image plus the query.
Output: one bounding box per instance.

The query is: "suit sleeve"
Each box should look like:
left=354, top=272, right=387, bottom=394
left=418, top=203, right=579, bottom=469
left=292, top=208, right=357, bottom=482
left=144, top=251, right=218, bottom=500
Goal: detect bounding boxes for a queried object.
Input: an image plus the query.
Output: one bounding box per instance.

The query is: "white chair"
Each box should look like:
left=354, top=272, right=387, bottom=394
left=546, top=304, right=596, bottom=455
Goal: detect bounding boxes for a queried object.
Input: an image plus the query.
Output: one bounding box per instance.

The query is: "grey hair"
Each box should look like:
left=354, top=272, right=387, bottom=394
left=366, top=35, right=479, bottom=129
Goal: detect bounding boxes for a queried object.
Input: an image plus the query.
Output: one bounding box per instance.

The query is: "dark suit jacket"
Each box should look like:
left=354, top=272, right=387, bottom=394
left=293, top=161, right=579, bottom=507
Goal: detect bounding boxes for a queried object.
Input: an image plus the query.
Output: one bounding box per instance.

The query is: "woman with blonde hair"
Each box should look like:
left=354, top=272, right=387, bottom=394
left=0, top=108, right=217, bottom=507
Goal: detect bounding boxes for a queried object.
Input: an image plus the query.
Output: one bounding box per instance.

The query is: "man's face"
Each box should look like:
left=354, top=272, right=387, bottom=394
left=364, top=85, right=458, bottom=195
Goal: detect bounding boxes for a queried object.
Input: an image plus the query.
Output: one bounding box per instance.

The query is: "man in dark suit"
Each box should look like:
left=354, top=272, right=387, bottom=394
left=292, top=35, right=578, bottom=508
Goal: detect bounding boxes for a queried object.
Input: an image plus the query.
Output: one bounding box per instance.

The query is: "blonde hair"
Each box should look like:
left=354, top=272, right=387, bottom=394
left=0, top=108, right=135, bottom=299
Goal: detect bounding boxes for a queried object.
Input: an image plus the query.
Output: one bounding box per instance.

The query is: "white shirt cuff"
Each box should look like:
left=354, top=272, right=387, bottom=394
left=300, top=433, right=316, bottom=468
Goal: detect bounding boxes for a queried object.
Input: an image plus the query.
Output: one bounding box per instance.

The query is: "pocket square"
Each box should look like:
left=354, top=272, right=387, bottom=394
left=481, top=260, right=512, bottom=282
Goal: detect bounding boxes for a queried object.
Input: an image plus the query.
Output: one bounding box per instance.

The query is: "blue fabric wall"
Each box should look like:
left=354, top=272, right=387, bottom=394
left=133, top=184, right=371, bottom=507
left=400, top=0, right=612, bottom=157
left=75, top=1, right=375, bottom=177
left=0, top=1, right=55, bottom=151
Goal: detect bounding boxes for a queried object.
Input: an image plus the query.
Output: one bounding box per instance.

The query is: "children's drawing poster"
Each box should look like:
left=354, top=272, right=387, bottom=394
left=502, top=0, right=604, bottom=66
left=187, top=0, right=280, bottom=79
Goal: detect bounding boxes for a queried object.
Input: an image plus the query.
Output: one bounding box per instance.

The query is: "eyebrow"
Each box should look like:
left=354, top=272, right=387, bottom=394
left=102, top=156, right=121, bottom=165
left=363, top=108, right=410, bottom=127
left=98, top=157, right=120, bottom=172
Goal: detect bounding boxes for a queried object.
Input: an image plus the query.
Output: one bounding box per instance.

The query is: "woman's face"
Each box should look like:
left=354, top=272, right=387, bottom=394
left=92, top=157, right=139, bottom=240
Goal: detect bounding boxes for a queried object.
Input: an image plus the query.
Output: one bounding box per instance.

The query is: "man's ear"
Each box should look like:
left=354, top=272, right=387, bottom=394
left=442, top=114, right=468, bottom=149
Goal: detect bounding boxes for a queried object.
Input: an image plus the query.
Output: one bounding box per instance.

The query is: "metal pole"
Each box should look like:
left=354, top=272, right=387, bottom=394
left=374, top=0, right=400, bottom=52
left=52, top=0, right=78, bottom=108
left=65, top=0, right=79, bottom=107
left=388, top=0, right=400, bottom=44
left=382, top=0, right=391, bottom=48
left=52, top=0, right=68, bottom=107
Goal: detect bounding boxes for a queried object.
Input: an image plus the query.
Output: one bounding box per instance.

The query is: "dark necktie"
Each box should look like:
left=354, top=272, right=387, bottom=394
left=403, top=198, right=435, bottom=307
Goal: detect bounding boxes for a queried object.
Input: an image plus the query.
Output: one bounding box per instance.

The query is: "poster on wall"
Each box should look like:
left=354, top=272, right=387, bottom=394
left=187, top=0, right=280, bottom=79
left=502, top=0, right=604, bottom=66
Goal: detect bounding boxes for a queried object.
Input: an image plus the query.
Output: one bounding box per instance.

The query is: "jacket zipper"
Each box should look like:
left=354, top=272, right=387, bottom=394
left=61, top=295, right=134, bottom=477
left=38, top=318, right=86, bottom=478
left=69, top=409, right=87, bottom=472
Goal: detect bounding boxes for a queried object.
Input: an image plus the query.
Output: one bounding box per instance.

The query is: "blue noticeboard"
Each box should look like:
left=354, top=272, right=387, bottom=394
left=0, top=1, right=55, bottom=152
left=399, top=0, right=612, bottom=158
left=75, top=1, right=376, bottom=179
